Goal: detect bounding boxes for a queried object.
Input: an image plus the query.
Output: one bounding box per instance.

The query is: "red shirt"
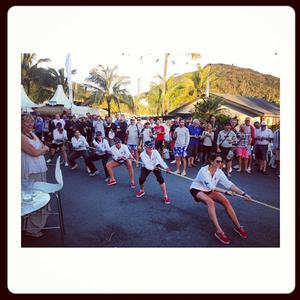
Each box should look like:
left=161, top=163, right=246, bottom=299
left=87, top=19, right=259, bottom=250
left=154, top=125, right=165, bottom=141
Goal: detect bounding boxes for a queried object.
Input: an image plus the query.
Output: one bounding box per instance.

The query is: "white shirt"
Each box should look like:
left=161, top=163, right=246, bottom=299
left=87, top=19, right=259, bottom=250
left=93, top=120, right=105, bottom=137
left=126, top=124, right=139, bottom=145
left=52, top=129, right=68, bottom=144
left=174, top=127, right=190, bottom=148
left=53, top=119, right=66, bottom=129
left=255, top=128, right=273, bottom=145
left=140, top=149, right=168, bottom=171
left=111, top=144, right=131, bottom=162
left=141, top=128, right=153, bottom=143
left=92, top=138, right=111, bottom=155
left=217, top=130, right=237, bottom=148
left=164, top=125, right=170, bottom=142
left=137, top=123, right=144, bottom=132
left=201, top=131, right=214, bottom=147
left=71, top=136, right=89, bottom=151
left=190, top=165, right=234, bottom=192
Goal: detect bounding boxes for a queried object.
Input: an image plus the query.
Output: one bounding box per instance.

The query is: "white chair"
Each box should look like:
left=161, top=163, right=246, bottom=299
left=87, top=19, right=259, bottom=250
left=33, top=156, right=65, bottom=243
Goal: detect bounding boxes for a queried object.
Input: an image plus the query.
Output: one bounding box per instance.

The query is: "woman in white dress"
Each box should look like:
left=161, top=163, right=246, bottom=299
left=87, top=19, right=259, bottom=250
left=21, top=114, right=50, bottom=237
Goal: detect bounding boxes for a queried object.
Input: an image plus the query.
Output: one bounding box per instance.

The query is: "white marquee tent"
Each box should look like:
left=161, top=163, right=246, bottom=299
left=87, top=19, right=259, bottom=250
left=21, top=85, right=41, bottom=111
left=47, top=85, right=107, bottom=116
left=48, top=85, right=72, bottom=108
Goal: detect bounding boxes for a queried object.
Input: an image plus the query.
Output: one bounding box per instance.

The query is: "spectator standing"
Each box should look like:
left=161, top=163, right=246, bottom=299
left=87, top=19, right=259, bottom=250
left=93, top=116, right=105, bottom=138
left=34, top=114, right=44, bottom=141
left=200, top=123, right=214, bottom=165
left=53, top=114, right=65, bottom=129
left=273, top=126, right=280, bottom=176
left=217, top=122, right=237, bottom=177
left=115, top=114, right=128, bottom=143
left=255, top=121, right=273, bottom=175
left=236, top=124, right=251, bottom=173
left=154, top=119, right=165, bottom=157
left=173, top=119, right=190, bottom=176
left=21, top=114, right=50, bottom=237
left=187, top=119, right=201, bottom=167
left=126, top=118, right=140, bottom=167
left=208, top=115, right=220, bottom=151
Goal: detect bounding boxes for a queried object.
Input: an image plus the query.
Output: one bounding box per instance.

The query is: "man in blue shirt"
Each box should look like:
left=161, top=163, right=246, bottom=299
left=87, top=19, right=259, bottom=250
left=187, top=119, right=202, bottom=167
left=34, top=114, right=44, bottom=141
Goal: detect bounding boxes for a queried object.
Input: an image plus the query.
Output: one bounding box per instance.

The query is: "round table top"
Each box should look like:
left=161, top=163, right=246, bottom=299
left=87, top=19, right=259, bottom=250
left=21, top=190, right=50, bottom=216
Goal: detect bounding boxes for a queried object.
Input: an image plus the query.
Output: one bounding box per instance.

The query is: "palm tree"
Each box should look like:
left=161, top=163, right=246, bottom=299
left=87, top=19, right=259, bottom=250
left=147, top=74, right=187, bottom=115
left=84, top=65, right=132, bottom=116
left=194, top=96, right=225, bottom=121
left=21, top=53, right=51, bottom=101
left=46, top=67, right=77, bottom=96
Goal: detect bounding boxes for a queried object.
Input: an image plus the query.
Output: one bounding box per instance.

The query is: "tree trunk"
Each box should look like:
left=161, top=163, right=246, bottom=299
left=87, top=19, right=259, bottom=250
left=107, top=98, right=111, bottom=117
left=161, top=53, right=169, bottom=115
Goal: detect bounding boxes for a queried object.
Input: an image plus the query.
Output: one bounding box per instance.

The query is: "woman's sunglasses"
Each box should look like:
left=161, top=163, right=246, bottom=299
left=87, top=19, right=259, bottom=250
left=216, top=160, right=223, bottom=163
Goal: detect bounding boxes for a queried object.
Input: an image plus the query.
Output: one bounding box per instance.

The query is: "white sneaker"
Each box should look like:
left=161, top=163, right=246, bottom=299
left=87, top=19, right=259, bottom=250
left=229, top=167, right=233, bottom=173
left=181, top=171, right=186, bottom=176
left=170, top=160, right=176, bottom=164
left=233, top=164, right=239, bottom=169
left=246, top=168, right=251, bottom=174
left=71, top=164, right=78, bottom=170
left=46, top=158, right=52, bottom=163
left=64, top=162, right=69, bottom=167
left=86, top=167, right=91, bottom=174
left=90, top=170, right=100, bottom=177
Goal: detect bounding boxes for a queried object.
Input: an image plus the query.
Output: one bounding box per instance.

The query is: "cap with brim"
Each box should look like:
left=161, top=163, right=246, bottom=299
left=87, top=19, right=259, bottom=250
left=261, top=121, right=267, bottom=126
left=144, top=141, right=155, bottom=149
left=113, top=137, right=122, bottom=144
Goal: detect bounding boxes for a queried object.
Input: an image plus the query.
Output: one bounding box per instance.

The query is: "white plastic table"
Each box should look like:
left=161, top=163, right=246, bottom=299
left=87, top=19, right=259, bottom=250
left=21, top=190, right=50, bottom=216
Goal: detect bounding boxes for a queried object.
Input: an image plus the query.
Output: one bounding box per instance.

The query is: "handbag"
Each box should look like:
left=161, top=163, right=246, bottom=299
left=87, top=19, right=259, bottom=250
left=226, top=150, right=234, bottom=160
left=108, top=130, right=115, bottom=139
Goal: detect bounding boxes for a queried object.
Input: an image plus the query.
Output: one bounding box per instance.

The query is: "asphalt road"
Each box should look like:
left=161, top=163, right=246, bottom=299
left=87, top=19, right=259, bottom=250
left=22, top=155, right=280, bottom=247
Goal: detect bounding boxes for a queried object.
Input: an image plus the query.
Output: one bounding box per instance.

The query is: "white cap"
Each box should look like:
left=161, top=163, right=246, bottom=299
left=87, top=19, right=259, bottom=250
left=261, top=121, right=267, bottom=126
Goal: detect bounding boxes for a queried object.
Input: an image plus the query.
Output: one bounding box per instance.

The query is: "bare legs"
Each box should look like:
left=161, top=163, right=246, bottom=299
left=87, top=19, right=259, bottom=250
left=175, top=156, right=187, bottom=174
left=195, top=191, right=241, bottom=233
left=106, top=159, right=135, bottom=185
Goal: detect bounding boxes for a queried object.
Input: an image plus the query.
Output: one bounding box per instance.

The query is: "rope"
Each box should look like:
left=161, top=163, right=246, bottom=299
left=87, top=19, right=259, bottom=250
left=133, top=159, right=280, bottom=212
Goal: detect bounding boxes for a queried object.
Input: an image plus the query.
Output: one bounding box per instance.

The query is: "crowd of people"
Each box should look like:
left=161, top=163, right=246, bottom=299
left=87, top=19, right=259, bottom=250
left=21, top=110, right=280, bottom=244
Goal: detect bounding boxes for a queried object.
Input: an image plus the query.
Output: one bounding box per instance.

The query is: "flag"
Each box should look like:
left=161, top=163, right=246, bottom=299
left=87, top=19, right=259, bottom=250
left=205, top=78, right=210, bottom=98
left=65, top=53, right=73, bottom=105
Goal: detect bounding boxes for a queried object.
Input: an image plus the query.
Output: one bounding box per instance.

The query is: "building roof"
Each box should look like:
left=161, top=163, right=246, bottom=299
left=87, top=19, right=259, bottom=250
left=169, top=93, right=280, bottom=117
left=211, top=93, right=280, bottom=117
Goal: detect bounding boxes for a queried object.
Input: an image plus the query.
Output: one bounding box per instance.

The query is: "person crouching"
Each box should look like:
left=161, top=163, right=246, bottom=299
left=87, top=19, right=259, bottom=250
left=136, top=140, right=171, bottom=204
left=68, top=130, right=90, bottom=171
left=85, top=131, right=111, bottom=181
left=106, top=137, right=136, bottom=188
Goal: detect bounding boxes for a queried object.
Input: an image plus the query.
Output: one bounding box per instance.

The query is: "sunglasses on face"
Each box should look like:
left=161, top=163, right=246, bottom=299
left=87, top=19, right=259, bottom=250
left=215, top=160, right=223, bottom=163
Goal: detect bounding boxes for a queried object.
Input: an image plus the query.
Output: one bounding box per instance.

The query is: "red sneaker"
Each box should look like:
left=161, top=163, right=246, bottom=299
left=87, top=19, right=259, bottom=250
left=107, top=179, right=117, bottom=186
left=164, top=196, right=171, bottom=204
left=234, top=226, right=248, bottom=239
left=136, top=191, right=145, bottom=198
left=214, top=232, right=230, bottom=244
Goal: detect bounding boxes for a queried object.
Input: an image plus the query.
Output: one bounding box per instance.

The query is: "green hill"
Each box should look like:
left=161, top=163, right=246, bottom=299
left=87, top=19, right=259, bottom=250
left=178, top=63, right=280, bottom=104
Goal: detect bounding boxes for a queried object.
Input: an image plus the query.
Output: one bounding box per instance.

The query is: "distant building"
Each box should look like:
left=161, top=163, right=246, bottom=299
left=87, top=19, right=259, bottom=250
left=169, top=93, right=280, bottom=126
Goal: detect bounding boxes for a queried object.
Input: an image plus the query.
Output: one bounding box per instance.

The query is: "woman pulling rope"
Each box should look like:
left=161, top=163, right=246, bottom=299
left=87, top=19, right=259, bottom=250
left=189, top=152, right=253, bottom=245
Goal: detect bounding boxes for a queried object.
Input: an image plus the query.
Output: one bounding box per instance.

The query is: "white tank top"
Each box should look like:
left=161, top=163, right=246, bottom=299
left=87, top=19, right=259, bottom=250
left=21, top=132, right=48, bottom=180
